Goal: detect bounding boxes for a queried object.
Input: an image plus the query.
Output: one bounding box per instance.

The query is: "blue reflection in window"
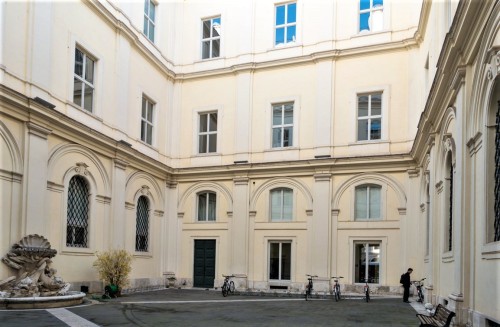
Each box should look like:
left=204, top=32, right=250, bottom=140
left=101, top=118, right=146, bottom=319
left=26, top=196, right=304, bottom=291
left=287, top=3, right=296, bottom=23
left=275, top=28, right=285, bottom=45
left=360, top=12, right=370, bottom=31
left=360, top=0, right=370, bottom=10
left=276, top=5, right=285, bottom=25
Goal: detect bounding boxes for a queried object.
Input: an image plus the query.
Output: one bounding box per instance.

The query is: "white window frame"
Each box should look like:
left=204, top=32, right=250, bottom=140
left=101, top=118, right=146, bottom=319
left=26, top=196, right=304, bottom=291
left=358, top=0, right=384, bottom=33
left=353, top=241, right=382, bottom=284
left=354, top=184, right=382, bottom=221
left=144, top=0, right=156, bottom=42
left=357, top=93, right=382, bottom=142
left=198, top=111, right=218, bottom=154
left=73, top=47, right=95, bottom=112
left=274, top=2, right=297, bottom=47
left=197, top=191, right=217, bottom=222
left=270, top=188, right=294, bottom=222
left=272, top=102, right=294, bottom=148
left=141, top=95, right=155, bottom=146
left=201, top=16, right=221, bottom=60
left=352, top=86, right=389, bottom=143
left=268, top=241, right=292, bottom=281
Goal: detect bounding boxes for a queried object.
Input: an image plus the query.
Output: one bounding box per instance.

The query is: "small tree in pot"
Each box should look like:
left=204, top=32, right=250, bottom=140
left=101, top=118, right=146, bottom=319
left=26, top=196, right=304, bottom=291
left=93, top=249, right=133, bottom=297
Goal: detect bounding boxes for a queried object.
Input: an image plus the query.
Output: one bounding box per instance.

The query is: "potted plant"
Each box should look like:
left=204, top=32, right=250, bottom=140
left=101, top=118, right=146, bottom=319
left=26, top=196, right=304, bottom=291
left=93, top=249, right=133, bottom=297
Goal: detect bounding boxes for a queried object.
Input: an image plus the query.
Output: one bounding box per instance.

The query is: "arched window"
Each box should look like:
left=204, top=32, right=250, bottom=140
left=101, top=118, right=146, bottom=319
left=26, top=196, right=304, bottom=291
left=444, top=152, right=454, bottom=251
left=197, top=191, right=216, bottom=221
left=270, top=188, right=293, bottom=221
left=355, top=184, right=381, bottom=220
left=66, top=175, right=89, bottom=247
left=493, top=100, right=500, bottom=242
left=136, top=196, right=149, bottom=252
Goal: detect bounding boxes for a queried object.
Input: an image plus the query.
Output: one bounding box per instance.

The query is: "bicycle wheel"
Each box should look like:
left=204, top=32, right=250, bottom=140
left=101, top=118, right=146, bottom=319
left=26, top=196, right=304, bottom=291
left=336, top=285, right=341, bottom=301
left=222, top=284, right=229, bottom=297
left=365, top=288, right=370, bottom=302
left=418, top=290, right=424, bottom=303
left=305, top=285, right=310, bottom=301
left=229, top=281, right=235, bottom=293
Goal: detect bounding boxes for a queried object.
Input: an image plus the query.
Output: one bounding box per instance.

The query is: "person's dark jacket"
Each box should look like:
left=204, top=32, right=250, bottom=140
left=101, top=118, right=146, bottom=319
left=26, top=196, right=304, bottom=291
left=401, top=272, right=411, bottom=288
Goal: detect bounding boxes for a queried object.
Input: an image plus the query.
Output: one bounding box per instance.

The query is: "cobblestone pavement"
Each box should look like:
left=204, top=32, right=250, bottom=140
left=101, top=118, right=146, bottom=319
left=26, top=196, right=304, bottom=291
left=0, top=288, right=424, bottom=326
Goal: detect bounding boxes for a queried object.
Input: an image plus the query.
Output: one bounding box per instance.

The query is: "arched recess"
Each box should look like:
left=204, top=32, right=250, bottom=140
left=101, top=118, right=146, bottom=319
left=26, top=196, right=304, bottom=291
left=435, top=108, right=457, bottom=172
left=332, top=173, right=406, bottom=211
left=178, top=182, right=233, bottom=214
left=125, top=171, right=164, bottom=213
left=47, top=144, right=111, bottom=197
left=0, top=120, right=23, bottom=174
left=249, top=177, right=313, bottom=212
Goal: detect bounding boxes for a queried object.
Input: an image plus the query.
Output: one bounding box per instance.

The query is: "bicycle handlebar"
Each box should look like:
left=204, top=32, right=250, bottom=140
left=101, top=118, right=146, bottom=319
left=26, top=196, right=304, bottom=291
left=331, top=276, right=344, bottom=279
left=222, top=274, right=235, bottom=278
left=306, top=274, right=318, bottom=278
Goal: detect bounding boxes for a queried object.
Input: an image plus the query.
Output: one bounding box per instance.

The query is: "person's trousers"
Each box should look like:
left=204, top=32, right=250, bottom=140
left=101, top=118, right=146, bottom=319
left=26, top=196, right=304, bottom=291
left=403, top=286, right=410, bottom=301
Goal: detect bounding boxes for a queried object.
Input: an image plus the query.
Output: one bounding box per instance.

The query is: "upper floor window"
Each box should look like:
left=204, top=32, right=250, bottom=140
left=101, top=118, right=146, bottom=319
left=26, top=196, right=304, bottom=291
left=272, top=103, right=294, bottom=148
left=141, top=96, right=154, bottom=145
left=357, top=93, right=382, bottom=141
left=73, top=47, right=95, bottom=112
left=270, top=188, right=293, bottom=221
left=355, top=184, right=381, bottom=220
left=202, top=17, right=221, bottom=59
left=359, top=0, right=383, bottom=33
left=144, top=0, right=156, bottom=42
left=135, top=196, right=150, bottom=252
left=198, top=112, right=217, bottom=153
left=197, top=191, right=216, bottom=221
left=66, top=175, right=89, bottom=248
left=275, top=2, right=296, bottom=46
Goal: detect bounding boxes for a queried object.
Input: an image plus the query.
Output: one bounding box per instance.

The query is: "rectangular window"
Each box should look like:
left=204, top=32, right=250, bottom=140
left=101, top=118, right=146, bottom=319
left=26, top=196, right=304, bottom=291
left=73, top=47, right=95, bottom=112
left=144, top=0, right=156, bottom=42
left=359, top=0, right=383, bottom=33
left=269, top=242, right=291, bottom=280
left=355, top=185, right=381, bottom=220
left=354, top=242, right=380, bottom=283
left=270, top=188, right=293, bottom=221
left=275, top=2, right=296, bottom=46
left=202, top=17, right=221, bottom=59
left=198, top=112, right=217, bottom=153
left=141, top=96, right=154, bottom=145
left=197, top=192, right=216, bottom=221
left=272, top=103, right=294, bottom=148
left=357, top=93, right=382, bottom=141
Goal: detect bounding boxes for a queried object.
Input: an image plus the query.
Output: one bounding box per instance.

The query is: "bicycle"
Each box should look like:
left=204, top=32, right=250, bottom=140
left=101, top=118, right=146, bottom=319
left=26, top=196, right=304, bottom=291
left=305, top=274, right=317, bottom=301
left=413, top=278, right=426, bottom=303
left=331, top=276, right=343, bottom=301
left=221, top=274, right=235, bottom=297
left=363, top=278, right=370, bottom=302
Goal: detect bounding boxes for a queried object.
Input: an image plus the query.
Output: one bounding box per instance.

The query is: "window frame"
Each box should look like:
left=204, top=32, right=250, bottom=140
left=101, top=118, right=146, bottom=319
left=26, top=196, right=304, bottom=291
left=135, top=195, right=150, bottom=252
left=73, top=46, right=96, bottom=112
left=144, top=0, right=156, bottom=42
left=274, top=2, right=297, bottom=47
left=201, top=16, right=221, bottom=60
left=354, top=184, right=382, bottom=221
left=268, top=241, right=292, bottom=281
left=198, top=111, right=218, bottom=154
left=270, top=187, right=294, bottom=222
left=357, top=92, right=382, bottom=142
left=353, top=241, right=381, bottom=284
left=141, top=95, right=155, bottom=146
left=358, top=0, right=384, bottom=33
left=272, top=102, right=294, bottom=148
left=197, top=191, right=217, bottom=222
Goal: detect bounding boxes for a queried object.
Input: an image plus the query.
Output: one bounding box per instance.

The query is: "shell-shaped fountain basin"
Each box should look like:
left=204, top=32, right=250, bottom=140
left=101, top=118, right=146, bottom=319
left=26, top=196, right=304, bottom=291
left=0, top=291, right=86, bottom=309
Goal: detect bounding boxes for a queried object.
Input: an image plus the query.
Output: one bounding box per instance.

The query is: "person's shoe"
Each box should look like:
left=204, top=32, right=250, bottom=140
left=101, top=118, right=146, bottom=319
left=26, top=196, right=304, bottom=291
left=404, top=301, right=411, bottom=303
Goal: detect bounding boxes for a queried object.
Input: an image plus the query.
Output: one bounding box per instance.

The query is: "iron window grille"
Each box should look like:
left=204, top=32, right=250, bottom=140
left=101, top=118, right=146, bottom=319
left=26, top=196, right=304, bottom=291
left=66, top=176, right=89, bottom=247
left=136, top=196, right=150, bottom=252
left=494, top=101, right=500, bottom=241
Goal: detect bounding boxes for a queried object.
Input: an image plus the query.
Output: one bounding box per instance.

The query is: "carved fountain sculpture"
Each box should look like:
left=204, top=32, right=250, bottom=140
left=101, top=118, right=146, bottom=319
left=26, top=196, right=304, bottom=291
left=0, top=235, right=84, bottom=308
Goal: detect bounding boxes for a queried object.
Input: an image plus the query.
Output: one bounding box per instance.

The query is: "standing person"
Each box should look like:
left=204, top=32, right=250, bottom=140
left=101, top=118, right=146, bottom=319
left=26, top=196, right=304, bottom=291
left=400, top=268, right=413, bottom=303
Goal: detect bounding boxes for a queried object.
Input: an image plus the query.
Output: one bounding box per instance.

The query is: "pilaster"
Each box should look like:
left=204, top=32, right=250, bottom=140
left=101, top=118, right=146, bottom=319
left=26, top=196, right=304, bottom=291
left=232, top=177, right=249, bottom=274
left=310, top=173, right=331, bottom=278
left=111, top=158, right=128, bottom=249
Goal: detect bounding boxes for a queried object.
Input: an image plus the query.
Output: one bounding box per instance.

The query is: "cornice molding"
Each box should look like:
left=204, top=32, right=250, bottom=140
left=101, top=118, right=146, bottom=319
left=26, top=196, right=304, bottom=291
left=26, top=122, right=52, bottom=139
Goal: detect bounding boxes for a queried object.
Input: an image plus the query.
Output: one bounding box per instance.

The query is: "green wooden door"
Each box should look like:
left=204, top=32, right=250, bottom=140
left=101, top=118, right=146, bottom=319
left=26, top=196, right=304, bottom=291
left=193, top=240, right=216, bottom=288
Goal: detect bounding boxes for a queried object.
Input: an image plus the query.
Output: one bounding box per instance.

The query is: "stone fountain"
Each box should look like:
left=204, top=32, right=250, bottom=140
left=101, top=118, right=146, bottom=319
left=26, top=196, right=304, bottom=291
left=0, top=234, right=86, bottom=309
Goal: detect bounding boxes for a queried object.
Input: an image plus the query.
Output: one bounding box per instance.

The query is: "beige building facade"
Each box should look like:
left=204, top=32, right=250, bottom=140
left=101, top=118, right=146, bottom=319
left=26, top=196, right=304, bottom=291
left=0, top=0, right=499, bottom=326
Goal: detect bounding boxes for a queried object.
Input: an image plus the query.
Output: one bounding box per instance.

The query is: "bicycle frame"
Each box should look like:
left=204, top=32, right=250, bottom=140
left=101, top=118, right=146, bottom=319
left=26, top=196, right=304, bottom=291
left=413, top=278, right=426, bottom=303
left=221, top=274, right=235, bottom=297
left=331, top=276, right=343, bottom=302
left=363, top=279, right=370, bottom=302
left=305, top=274, right=317, bottom=301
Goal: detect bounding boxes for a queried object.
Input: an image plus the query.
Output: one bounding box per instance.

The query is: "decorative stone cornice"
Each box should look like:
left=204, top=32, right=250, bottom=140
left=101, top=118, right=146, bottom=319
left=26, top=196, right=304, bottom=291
left=227, top=211, right=233, bottom=218
left=436, top=181, right=444, bottom=194
left=154, top=210, right=164, bottom=217
left=398, top=208, right=407, bottom=215
left=450, top=65, right=466, bottom=91
left=314, top=173, right=331, bottom=182
left=96, top=195, right=111, bottom=204
left=125, top=201, right=135, bottom=210
left=47, top=181, right=64, bottom=193
left=75, top=162, right=89, bottom=176
left=166, top=180, right=178, bottom=189
left=407, top=169, right=420, bottom=178
left=177, top=212, right=184, bottom=219
left=114, top=158, right=129, bottom=170
left=26, top=122, right=52, bottom=139
left=233, top=177, right=249, bottom=185
left=466, top=132, right=482, bottom=157
left=249, top=211, right=257, bottom=217
left=331, top=209, right=340, bottom=217
left=0, top=169, right=23, bottom=183
left=306, top=209, right=313, bottom=216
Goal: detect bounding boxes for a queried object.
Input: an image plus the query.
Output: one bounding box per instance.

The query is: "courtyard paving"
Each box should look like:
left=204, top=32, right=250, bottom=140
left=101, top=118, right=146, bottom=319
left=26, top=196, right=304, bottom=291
left=0, top=288, right=425, bottom=326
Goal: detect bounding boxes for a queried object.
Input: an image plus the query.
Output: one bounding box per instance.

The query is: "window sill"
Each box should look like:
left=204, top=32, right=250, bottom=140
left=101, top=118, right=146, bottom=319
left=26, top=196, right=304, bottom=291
left=481, top=241, right=500, bottom=260
left=442, top=251, right=454, bottom=263
left=265, top=146, right=299, bottom=152
left=349, top=139, right=389, bottom=146
left=67, top=101, right=103, bottom=122
left=353, top=29, right=389, bottom=39
left=195, top=152, right=221, bottom=157
left=196, top=56, right=225, bottom=63
left=134, top=252, right=153, bottom=258
left=61, top=247, right=95, bottom=255
left=269, top=42, right=302, bottom=52
left=137, top=139, right=157, bottom=151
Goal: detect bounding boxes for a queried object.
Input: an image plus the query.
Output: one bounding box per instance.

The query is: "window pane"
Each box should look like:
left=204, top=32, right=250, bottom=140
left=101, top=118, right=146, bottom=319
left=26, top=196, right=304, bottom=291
left=358, top=96, right=369, bottom=117
left=371, top=94, right=382, bottom=115
left=141, top=121, right=146, bottom=141
left=355, top=244, right=365, bottom=283
left=281, top=243, right=291, bottom=280
left=199, top=135, right=207, bottom=153
left=283, top=189, right=293, bottom=220
left=355, top=187, right=368, bottom=219
left=146, top=124, right=153, bottom=144
left=275, top=5, right=285, bottom=25
left=358, top=119, right=368, bottom=141
left=208, top=134, right=217, bottom=153
left=360, top=0, right=370, bottom=10
left=73, top=78, right=83, bottom=106
left=287, top=3, right=296, bottom=23
left=212, top=17, right=221, bottom=37
left=208, top=192, right=216, bottom=221
left=149, top=1, right=155, bottom=20
left=373, top=0, right=383, bottom=7
left=286, top=25, right=296, bottom=43
left=212, top=39, right=220, bottom=58
left=203, top=20, right=211, bottom=39
left=142, top=98, right=146, bottom=118
left=199, top=114, right=208, bottom=132
left=67, top=176, right=89, bottom=248
left=147, top=103, right=153, bottom=122
left=360, top=12, right=370, bottom=31
left=370, top=118, right=381, bottom=140
left=367, top=243, right=380, bottom=283
left=269, top=243, right=280, bottom=279
left=202, top=41, right=210, bottom=59
left=85, top=57, right=94, bottom=83
left=143, top=16, right=148, bottom=35
left=284, top=104, right=293, bottom=124
left=283, top=127, right=293, bottom=147
left=198, top=193, right=207, bottom=221
left=371, top=9, right=383, bottom=32
left=272, top=128, right=281, bottom=148
left=149, top=22, right=155, bottom=41
left=144, top=0, right=148, bottom=14
left=74, top=49, right=83, bottom=77
left=369, top=186, right=381, bottom=219
left=136, top=196, right=149, bottom=251
left=273, top=106, right=282, bottom=125
left=83, top=85, right=93, bottom=112
left=209, top=113, right=217, bottom=131
left=275, top=28, right=285, bottom=45
left=271, top=190, right=281, bottom=221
